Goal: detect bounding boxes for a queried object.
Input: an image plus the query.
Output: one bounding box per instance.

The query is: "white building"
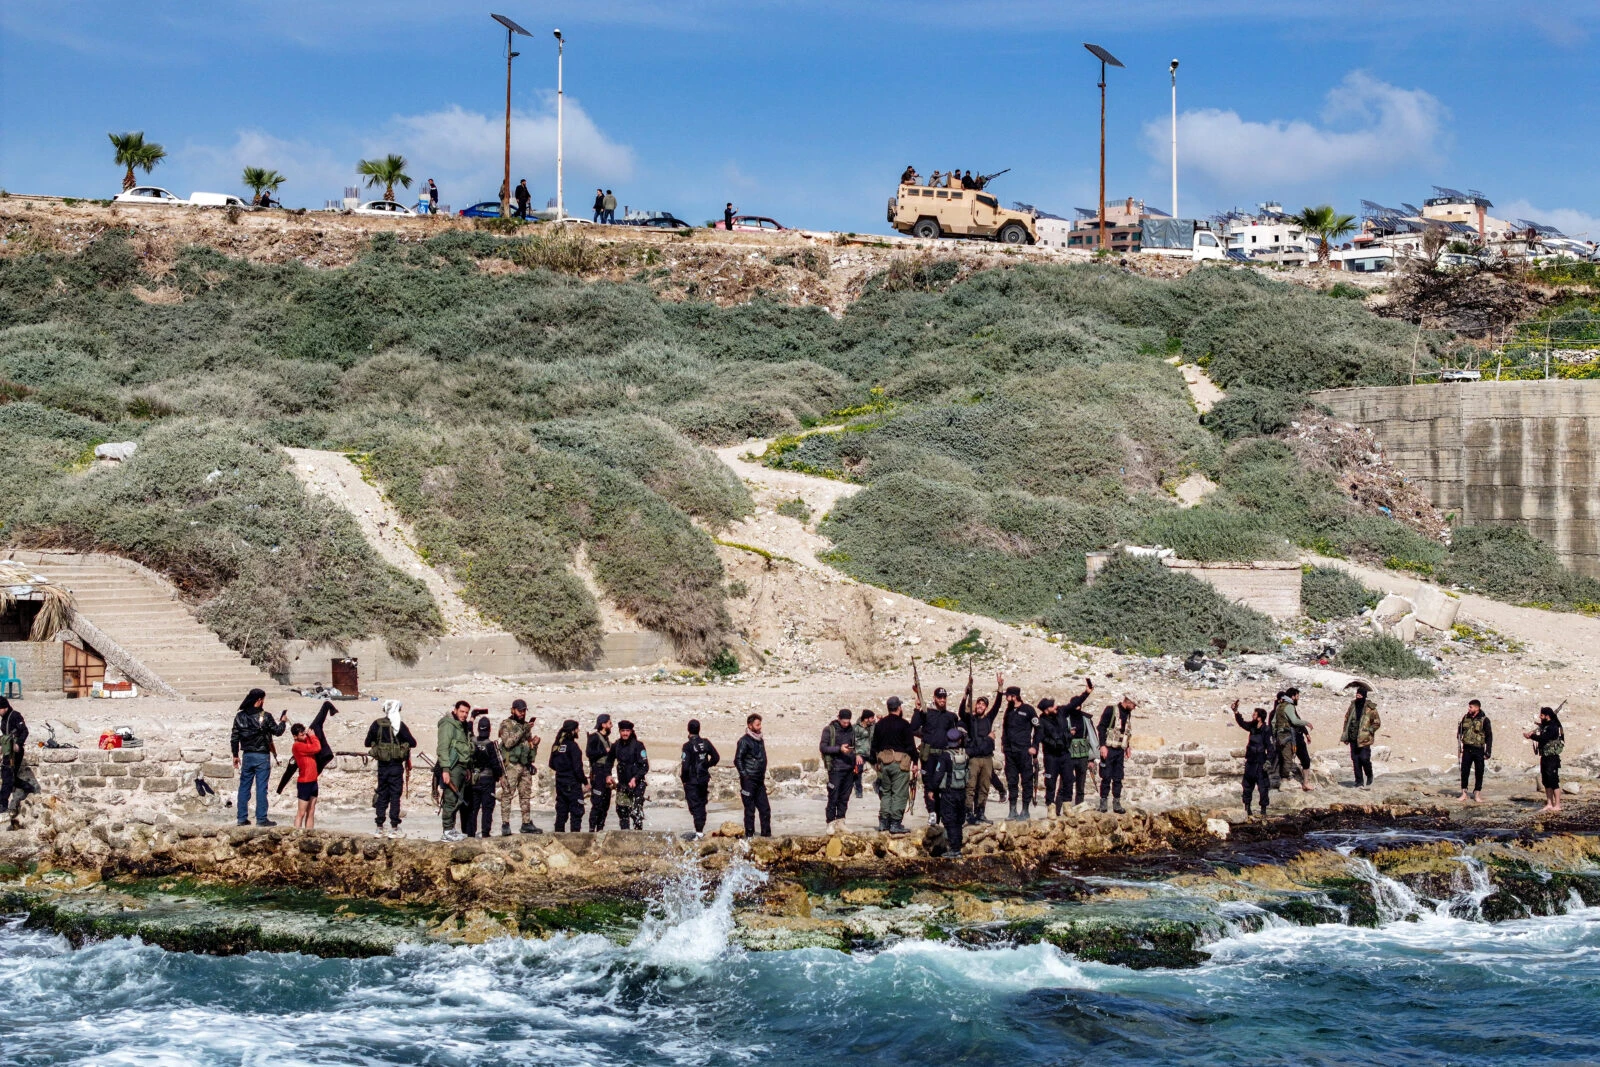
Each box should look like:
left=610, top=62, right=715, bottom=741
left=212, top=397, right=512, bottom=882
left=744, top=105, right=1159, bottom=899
left=1034, top=216, right=1076, bottom=250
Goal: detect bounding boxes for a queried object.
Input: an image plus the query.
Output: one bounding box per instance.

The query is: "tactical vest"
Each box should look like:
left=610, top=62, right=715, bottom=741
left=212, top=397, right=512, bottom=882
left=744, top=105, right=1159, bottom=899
left=1271, top=700, right=1298, bottom=738
left=502, top=720, right=533, bottom=765
left=368, top=721, right=410, bottom=763
left=1459, top=714, right=1487, bottom=749
left=1542, top=735, right=1565, bottom=757
left=944, top=750, right=969, bottom=790
left=1103, top=714, right=1130, bottom=750
left=0, top=733, right=12, bottom=760
left=1069, top=730, right=1093, bottom=760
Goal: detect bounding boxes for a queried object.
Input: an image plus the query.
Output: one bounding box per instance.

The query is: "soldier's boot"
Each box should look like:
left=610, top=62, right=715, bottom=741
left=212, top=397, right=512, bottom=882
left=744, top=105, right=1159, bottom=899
left=1055, top=802, right=1065, bottom=817
left=1007, top=800, right=1019, bottom=821
left=1113, top=800, right=1126, bottom=815
left=878, top=815, right=889, bottom=832
left=1098, top=797, right=1109, bottom=813
left=501, top=822, right=512, bottom=837
left=520, top=822, right=541, bottom=834
left=1020, top=800, right=1030, bottom=820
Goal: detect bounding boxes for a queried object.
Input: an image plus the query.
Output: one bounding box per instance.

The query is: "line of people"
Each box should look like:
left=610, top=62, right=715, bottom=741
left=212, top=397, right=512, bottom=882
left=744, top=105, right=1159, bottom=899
left=898, top=165, right=989, bottom=191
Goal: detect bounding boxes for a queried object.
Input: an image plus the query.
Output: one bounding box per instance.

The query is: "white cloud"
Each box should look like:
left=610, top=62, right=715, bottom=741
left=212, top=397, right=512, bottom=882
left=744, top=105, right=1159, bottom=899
left=1146, top=71, right=1447, bottom=193
left=178, top=98, right=632, bottom=209
left=1499, top=199, right=1600, bottom=238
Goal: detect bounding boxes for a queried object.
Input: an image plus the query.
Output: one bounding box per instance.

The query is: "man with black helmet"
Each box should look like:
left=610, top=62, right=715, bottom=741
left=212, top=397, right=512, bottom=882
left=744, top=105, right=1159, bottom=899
left=613, top=721, right=650, bottom=829
left=680, top=719, right=720, bottom=838
left=820, top=708, right=857, bottom=833
left=497, top=699, right=542, bottom=835
left=586, top=713, right=616, bottom=831
left=999, top=674, right=1039, bottom=821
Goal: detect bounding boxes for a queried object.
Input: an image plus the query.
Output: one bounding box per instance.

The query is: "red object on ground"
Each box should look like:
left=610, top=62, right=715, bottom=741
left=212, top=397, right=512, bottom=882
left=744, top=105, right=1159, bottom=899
left=98, top=732, right=123, bottom=750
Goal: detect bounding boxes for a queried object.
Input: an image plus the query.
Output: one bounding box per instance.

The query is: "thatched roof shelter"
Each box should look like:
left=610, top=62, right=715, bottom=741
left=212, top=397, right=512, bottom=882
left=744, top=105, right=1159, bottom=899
left=0, top=560, right=76, bottom=641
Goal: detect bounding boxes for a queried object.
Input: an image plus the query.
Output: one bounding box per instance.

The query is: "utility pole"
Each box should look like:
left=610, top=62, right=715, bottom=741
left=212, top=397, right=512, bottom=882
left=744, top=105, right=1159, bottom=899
left=554, top=29, right=565, bottom=220
left=1084, top=44, right=1124, bottom=252
left=1170, top=59, right=1179, bottom=220
left=491, top=14, right=532, bottom=219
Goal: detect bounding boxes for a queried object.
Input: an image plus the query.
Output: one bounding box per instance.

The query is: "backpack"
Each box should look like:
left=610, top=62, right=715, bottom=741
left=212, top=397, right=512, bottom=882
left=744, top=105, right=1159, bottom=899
left=368, top=721, right=410, bottom=763
left=471, top=739, right=498, bottom=773
left=946, top=750, right=969, bottom=790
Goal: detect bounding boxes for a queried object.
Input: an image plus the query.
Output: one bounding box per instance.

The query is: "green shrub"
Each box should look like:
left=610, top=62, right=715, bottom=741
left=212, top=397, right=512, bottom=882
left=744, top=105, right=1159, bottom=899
left=1136, top=507, right=1293, bottom=561
left=1045, top=553, right=1276, bottom=655
left=706, top=647, right=740, bottom=676
left=1441, top=525, right=1600, bottom=608
left=1200, top=386, right=1305, bottom=440
left=1301, top=565, right=1379, bottom=620
left=775, top=497, right=812, bottom=523
left=947, top=628, right=991, bottom=657
left=1336, top=635, right=1433, bottom=679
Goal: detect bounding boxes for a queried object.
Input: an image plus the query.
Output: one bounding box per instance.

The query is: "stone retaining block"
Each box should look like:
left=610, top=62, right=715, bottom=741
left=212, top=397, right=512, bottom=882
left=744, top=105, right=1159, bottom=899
left=110, top=750, right=145, bottom=763
left=41, top=749, right=79, bottom=763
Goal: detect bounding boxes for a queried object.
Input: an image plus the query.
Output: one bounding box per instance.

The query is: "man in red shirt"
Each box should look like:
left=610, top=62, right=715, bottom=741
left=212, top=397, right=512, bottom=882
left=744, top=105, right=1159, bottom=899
left=290, top=723, right=323, bottom=829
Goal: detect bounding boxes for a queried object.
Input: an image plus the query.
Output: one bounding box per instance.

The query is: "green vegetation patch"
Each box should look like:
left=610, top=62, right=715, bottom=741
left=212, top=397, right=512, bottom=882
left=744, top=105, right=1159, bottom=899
left=1335, top=635, right=1434, bottom=679
left=1301, top=566, right=1380, bottom=620
left=1440, top=525, right=1600, bottom=611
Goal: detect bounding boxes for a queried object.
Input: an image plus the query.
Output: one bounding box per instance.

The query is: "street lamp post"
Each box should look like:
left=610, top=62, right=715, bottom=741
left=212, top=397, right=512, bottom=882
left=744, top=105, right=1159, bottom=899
left=1170, top=59, right=1179, bottom=220
left=553, top=29, right=565, bottom=220
left=1083, top=43, right=1124, bottom=252
left=491, top=13, right=532, bottom=219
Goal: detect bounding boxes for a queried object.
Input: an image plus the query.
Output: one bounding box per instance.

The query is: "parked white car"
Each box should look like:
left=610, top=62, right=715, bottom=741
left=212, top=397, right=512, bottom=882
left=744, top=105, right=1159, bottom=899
left=112, top=186, right=185, bottom=205
left=351, top=200, right=415, bottom=217
left=188, top=192, right=253, bottom=209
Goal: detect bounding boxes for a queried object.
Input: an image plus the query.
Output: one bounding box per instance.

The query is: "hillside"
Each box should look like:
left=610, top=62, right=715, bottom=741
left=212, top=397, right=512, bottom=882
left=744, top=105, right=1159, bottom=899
left=2, top=205, right=1595, bottom=672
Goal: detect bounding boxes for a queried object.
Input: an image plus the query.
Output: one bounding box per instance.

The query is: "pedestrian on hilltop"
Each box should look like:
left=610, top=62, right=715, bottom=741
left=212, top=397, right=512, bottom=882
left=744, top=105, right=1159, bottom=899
left=724, top=202, right=735, bottom=230
left=1458, top=699, right=1493, bottom=804
left=230, top=688, right=285, bottom=827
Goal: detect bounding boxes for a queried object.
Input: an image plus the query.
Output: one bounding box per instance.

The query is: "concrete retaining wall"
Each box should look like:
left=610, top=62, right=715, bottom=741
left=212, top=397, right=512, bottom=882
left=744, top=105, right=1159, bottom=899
left=1162, top=560, right=1303, bottom=620
left=0, top=641, right=61, bottom=695
left=1314, top=381, right=1600, bottom=577
left=276, top=631, right=675, bottom=688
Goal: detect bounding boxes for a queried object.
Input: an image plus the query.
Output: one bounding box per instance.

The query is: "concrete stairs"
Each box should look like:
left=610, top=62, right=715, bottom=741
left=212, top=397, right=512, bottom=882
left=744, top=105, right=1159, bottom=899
left=8, top=550, right=281, bottom=702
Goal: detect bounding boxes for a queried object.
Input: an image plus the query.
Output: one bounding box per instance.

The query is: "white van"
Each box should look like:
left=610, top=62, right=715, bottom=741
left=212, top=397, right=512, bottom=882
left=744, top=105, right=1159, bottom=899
left=188, top=192, right=253, bottom=209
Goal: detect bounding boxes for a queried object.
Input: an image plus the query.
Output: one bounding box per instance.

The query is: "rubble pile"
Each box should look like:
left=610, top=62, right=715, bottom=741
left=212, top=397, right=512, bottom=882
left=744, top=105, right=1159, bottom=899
left=1283, top=415, right=1451, bottom=542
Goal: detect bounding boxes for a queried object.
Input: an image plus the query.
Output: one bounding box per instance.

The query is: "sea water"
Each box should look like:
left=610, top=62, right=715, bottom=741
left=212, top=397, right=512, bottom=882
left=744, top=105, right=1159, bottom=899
left=3, top=858, right=1598, bottom=1066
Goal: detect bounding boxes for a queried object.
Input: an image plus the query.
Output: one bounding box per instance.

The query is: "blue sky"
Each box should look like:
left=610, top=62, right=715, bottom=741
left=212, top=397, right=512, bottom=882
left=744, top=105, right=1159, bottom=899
left=4, top=1, right=1600, bottom=235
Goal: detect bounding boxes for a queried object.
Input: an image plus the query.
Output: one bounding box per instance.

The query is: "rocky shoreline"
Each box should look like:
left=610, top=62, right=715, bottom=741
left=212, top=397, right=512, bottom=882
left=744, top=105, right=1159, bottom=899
left=3, top=796, right=1597, bottom=968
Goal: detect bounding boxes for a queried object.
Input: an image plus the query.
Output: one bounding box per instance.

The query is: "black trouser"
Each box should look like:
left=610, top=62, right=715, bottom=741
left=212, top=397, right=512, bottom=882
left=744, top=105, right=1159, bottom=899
left=1540, top=754, right=1561, bottom=790
left=554, top=776, right=585, bottom=832
left=853, top=765, right=864, bottom=798
left=466, top=775, right=496, bottom=837
left=1460, top=745, right=1486, bottom=792
left=1099, top=748, right=1125, bottom=800
left=685, top=778, right=709, bottom=833
left=1004, top=751, right=1035, bottom=807
left=921, top=753, right=940, bottom=811
left=1243, top=762, right=1270, bottom=813
left=374, top=762, right=404, bottom=827
left=1067, top=756, right=1090, bottom=804
left=588, top=778, right=612, bottom=831
left=1042, top=752, right=1069, bottom=808
left=938, top=787, right=965, bottom=853
left=741, top=775, right=771, bottom=837
left=825, top=762, right=854, bottom=823
left=1349, top=744, right=1373, bottom=786
left=617, top=784, right=646, bottom=829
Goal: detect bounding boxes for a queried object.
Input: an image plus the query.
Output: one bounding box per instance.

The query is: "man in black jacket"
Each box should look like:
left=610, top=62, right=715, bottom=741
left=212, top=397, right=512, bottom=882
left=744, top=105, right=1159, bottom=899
left=613, top=721, right=650, bottom=829
left=961, top=689, right=1005, bottom=824
left=871, top=697, right=915, bottom=834
left=1039, top=681, right=1096, bottom=816
left=0, top=697, right=35, bottom=826
left=680, top=719, right=720, bottom=838
left=1232, top=700, right=1274, bottom=818
left=1098, top=696, right=1137, bottom=814
left=547, top=719, right=587, bottom=832
left=999, top=676, right=1039, bottom=821
left=912, top=687, right=960, bottom=821
left=735, top=713, right=771, bottom=837
left=364, top=699, right=416, bottom=837
left=820, top=709, right=857, bottom=832
left=586, top=714, right=616, bottom=831
left=230, top=688, right=285, bottom=827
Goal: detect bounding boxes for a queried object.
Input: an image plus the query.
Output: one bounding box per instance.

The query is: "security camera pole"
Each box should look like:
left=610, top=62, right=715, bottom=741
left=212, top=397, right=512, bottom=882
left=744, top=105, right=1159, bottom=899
left=1083, top=43, right=1124, bottom=252
left=492, top=13, right=532, bottom=219
left=554, top=28, right=565, bottom=220
left=1169, top=59, right=1180, bottom=221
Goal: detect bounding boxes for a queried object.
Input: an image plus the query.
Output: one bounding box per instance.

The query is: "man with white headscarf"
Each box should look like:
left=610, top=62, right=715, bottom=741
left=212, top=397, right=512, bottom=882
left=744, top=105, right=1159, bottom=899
left=365, top=699, right=417, bottom=837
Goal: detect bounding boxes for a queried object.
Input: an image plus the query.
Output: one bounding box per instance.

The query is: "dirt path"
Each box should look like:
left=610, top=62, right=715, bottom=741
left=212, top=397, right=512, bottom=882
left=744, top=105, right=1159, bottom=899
left=713, top=437, right=862, bottom=569
left=284, top=448, right=492, bottom=635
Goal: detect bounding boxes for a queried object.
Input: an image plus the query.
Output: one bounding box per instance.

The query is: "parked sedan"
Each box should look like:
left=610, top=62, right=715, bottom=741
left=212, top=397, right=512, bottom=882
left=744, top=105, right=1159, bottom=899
left=458, top=201, right=510, bottom=218
left=111, top=186, right=186, bottom=205
left=351, top=200, right=415, bottom=217
left=714, top=215, right=787, bottom=232
left=621, top=213, right=690, bottom=229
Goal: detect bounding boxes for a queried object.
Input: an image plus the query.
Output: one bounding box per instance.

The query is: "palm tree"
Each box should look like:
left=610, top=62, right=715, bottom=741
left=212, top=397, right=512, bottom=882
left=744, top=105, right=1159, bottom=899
left=241, top=166, right=286, bottom=206
left=108, top=131, right=167, bottom=191
left=356, top=154, right=411, bottom=202
left=1291, top=204, right=1358, bottom=268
